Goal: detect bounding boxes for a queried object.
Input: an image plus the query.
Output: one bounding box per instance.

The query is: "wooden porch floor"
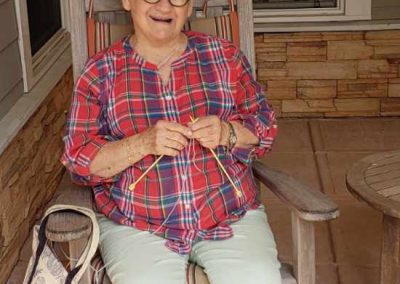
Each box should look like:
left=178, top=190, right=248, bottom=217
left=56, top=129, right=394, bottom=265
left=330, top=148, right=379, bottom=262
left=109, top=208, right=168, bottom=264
left=8, top=117, right=400, bottom=284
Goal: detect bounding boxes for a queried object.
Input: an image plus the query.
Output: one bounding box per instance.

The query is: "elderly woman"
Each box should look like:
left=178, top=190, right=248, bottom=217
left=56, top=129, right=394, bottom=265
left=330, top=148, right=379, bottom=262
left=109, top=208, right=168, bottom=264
left=62, top=0, right=280, bottom=283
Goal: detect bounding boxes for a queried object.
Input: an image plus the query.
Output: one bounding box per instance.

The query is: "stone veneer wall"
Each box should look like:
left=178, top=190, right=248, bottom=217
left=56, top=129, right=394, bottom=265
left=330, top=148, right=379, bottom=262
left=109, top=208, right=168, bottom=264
left=256, top=30, right=400, bottom=117
left=0, top=69, right=73, bottom=283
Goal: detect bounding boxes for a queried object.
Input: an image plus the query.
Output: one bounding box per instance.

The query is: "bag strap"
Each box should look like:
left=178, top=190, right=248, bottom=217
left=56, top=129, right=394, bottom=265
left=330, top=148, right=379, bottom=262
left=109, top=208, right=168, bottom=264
left=26, top=205, right=99, bottom=284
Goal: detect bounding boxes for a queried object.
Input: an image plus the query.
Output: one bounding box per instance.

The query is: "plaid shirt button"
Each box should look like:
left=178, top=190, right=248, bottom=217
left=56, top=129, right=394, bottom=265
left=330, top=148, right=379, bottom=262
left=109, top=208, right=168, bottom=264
left=165, top=95, right=172, bottom=100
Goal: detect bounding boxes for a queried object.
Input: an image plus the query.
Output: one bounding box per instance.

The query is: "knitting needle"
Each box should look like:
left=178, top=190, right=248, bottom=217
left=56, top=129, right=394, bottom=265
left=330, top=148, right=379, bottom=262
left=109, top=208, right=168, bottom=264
left=190, top=116, right=242, bottom=198
left=128, top=117, right=243, bottom=198
left=128, top=118, right=199, bottom=191
left=129, top=155, right=163, bottom=191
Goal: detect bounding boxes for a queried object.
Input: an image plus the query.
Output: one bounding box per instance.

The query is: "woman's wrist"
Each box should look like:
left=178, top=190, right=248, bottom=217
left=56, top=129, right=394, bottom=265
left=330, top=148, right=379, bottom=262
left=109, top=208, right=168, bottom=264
left=219, top=121, right=230, bottom=147
left=226, top=122, right=237, bottom=150
left=230, top=121, right=259, bottom=149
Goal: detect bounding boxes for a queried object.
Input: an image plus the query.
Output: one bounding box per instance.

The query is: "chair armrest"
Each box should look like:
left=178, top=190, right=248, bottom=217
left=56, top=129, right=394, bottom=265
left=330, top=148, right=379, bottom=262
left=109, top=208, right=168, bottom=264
left=46, top=172, right=94, bottom=242
left=252, top=160, right=339, bottom=222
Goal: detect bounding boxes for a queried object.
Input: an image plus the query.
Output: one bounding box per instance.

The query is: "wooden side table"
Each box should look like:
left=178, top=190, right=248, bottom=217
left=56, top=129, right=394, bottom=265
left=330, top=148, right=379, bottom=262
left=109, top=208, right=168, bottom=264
left=346, top=150, right=400, bottom=284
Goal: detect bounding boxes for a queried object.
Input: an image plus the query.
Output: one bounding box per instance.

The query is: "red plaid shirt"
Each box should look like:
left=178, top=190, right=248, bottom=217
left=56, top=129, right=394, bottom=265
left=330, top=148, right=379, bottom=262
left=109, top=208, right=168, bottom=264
left=62, top=31, right=277, bottom=254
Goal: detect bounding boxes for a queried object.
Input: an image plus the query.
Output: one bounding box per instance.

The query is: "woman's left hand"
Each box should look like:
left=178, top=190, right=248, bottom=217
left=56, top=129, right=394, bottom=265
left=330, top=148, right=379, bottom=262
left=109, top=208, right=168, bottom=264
left=189, top=116, right=228, bottom=149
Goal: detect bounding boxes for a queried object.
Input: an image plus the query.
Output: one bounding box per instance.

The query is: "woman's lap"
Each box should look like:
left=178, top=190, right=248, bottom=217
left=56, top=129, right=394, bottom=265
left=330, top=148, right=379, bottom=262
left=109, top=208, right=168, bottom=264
left=98, top=215, right=188, bottom=284
left=190, top=206, right=281, bottom=284
left=97, top=206, right=281, bottom=284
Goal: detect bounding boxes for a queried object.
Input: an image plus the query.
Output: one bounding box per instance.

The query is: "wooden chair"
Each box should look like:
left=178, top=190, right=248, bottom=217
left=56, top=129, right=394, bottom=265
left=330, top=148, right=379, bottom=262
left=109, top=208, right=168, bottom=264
left=46, top=1, right=340, bottom=283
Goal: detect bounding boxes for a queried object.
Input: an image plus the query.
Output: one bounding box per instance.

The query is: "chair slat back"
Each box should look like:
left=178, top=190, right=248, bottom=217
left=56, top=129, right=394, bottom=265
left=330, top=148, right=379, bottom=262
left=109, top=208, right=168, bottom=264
left=70, top=0, right=255, bottom=82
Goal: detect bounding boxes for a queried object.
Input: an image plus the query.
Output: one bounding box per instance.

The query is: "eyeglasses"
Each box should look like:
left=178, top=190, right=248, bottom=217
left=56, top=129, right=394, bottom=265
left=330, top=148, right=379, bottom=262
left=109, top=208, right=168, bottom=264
left=143, top=0, right=190, bottom=8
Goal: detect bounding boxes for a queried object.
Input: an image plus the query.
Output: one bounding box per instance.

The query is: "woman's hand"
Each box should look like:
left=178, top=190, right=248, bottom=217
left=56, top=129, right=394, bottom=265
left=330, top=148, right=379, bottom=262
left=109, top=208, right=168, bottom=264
left=189, top=116, right=229, bottom=149
left=142, top=120, right=192, bottom=157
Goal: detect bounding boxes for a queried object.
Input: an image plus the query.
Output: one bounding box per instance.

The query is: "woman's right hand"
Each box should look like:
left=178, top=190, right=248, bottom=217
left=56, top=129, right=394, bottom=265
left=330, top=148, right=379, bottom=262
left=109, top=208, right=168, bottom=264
left=141, top=120, right=192, bottom=157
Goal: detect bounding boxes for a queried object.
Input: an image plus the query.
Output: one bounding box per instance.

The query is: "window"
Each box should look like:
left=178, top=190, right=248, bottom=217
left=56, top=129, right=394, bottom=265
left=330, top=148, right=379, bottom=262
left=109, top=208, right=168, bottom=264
left=254, top=0, right=337, bottom=9
left=27, top=0, right=62, bottom=56
left=15, top=0, right=70, bottom=91
left=253, top=0, right=372, bottom=23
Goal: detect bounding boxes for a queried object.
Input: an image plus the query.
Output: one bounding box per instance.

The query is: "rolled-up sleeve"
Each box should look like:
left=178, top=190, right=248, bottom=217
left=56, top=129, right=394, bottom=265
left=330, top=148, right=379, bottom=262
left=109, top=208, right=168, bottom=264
left=230, top=50, right=278, bottom=164
left=61, top=59, right=115, bottom=185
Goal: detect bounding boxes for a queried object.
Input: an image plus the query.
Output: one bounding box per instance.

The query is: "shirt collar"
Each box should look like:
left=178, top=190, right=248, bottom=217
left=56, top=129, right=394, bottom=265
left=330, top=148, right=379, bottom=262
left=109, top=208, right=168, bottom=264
left=122, top=31, right=195, bottom=70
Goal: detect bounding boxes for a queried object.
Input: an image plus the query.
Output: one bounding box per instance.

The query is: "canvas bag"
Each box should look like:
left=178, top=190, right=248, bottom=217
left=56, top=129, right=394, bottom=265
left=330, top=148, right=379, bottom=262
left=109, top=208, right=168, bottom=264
left=186, top=0, right=240, bottom=46
left=23, top=204, right=99, bottom=284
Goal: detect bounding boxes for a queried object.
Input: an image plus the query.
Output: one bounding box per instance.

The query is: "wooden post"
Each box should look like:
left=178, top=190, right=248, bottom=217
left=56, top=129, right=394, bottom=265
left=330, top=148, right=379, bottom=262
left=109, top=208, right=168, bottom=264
left=380, top=215, right=400, bottom=284
left=236, top=0, right=255, bottom=76
left=69, top=0, right=89, bottom=83
left=292, top=213, right=315, bottom=284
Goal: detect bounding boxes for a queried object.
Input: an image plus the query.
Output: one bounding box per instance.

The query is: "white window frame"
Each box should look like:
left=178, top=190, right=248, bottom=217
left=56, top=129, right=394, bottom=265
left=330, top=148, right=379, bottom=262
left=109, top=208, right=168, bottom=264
left=253, top=0, right=372, bottom=23
left=15, top=0, right=71, bottom=92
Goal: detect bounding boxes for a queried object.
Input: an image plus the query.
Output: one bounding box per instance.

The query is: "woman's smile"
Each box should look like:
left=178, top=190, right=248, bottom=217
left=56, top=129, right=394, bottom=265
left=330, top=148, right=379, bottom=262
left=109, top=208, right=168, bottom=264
left=122, top=0, right=192, bottom=44
left=149, top=15, right=174, bottom=24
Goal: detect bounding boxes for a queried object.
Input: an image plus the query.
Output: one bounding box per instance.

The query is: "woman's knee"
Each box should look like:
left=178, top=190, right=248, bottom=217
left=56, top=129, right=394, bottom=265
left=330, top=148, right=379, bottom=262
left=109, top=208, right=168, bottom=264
left=104, top=246, right=188, bottom=284
left=111, top=264, right=187, bottom=284
left=98, top=216, right=188, bottom=284
left=204, top=257, right=281, bottom=284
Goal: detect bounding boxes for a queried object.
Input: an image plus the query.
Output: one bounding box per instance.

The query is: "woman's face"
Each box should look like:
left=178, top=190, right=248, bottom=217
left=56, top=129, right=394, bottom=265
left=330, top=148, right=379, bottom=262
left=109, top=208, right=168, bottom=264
left=122, top=0, right=193, bottom=44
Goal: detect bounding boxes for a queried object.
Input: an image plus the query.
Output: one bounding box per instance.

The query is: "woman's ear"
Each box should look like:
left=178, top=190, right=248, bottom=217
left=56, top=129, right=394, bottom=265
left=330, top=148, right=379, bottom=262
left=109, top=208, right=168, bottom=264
left=122, top=0, right=131, bottom=11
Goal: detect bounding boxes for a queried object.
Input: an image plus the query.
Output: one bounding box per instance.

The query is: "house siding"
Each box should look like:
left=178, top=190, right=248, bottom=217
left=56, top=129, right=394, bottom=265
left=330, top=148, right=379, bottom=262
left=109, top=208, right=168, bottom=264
left=0, top=0, right=23, bottom=120
left=372, top=0, right=400, bottom=20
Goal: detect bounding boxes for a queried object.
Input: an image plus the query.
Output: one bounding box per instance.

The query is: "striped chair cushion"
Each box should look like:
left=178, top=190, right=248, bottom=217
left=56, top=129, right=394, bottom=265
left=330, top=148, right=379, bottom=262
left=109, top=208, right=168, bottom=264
left=185, top=0, right=239, bottom=46
left=185, top=13, right=239, bottom=46
left=87, top=0, right=132, bottom=56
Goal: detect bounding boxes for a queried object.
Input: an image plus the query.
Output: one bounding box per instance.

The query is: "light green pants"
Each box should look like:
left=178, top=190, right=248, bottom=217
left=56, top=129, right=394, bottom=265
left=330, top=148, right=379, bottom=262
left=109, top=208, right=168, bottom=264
left=97, top=205, right=281, bottom=284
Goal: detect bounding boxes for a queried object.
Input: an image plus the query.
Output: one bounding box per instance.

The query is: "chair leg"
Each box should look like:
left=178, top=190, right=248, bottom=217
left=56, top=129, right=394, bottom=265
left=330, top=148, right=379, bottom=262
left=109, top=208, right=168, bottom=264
left=69, top=237, right=92, bottom=284
left=291, top=213, right=315, bottom=284
left=380, top=214, right=400, bottom=284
